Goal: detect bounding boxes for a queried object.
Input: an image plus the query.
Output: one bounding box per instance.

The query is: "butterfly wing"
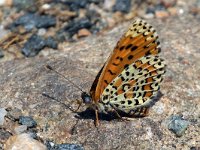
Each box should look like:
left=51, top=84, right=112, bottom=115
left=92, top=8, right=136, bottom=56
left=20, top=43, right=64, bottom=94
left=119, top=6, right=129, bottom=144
left=90, top=19, right=162, bottom=104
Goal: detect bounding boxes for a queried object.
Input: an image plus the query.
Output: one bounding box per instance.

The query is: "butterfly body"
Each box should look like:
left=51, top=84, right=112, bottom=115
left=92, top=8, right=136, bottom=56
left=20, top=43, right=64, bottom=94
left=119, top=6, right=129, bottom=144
left=81, top=19, right=166, bottom=126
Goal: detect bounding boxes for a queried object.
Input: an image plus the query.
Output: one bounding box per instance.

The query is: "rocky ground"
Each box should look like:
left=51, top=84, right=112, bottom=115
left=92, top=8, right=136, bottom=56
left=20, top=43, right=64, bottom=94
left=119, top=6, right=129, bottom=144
left=0, top=0, right=200, bottom=150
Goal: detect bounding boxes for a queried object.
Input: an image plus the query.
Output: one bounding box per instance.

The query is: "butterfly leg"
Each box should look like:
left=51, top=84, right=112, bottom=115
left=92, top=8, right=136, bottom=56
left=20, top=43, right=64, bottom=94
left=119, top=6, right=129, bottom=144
left=95, top=108, right=100, bottom=127
left=113, top=109, right=128, bottom=122
left=110, top=105, right=128, bottom=122
left=73, top=99, right=82, bottom=112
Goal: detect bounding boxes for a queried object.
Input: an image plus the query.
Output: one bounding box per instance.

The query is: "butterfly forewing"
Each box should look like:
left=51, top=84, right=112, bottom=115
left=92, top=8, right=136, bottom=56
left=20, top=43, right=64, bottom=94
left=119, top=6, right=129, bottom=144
left=91, top=19, right=161, bottom=101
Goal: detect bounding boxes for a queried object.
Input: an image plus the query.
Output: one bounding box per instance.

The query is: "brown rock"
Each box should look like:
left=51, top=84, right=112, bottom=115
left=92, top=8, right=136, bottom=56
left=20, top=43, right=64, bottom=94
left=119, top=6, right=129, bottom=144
left=161, top=0, right=176, bottom=8
left=77, top=28, right=92, bottom=38
left=0, top=0, right=12, bottom=6
left=4, top=133, right=47, bottom=150
left=168, top=7, right=178, bottom=16
left=155, top=10, right=170, bottom=18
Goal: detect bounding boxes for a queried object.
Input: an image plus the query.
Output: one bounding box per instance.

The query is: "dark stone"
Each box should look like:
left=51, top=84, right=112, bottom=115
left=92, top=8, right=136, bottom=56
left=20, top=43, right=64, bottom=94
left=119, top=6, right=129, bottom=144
left=11, top=13, right=56, bottom=31
left=47, top=142, right=84, bottom=150
left=154, top=3, right=166, bottom=11
left=146, top=6, right=156, bottom=14
left=45, top=37, right=58, bottom=49
left=55, top=144, right=84, bottom=150
left=0, top=128, right=12, bottom=143
left=21, top=35, right=58, bottom=57
left=63, top=18, right=93, bottom=38
left=113, top=0, right=131, bottom=13
left=0, top=49, right=4, bottom=58
left=167, top=115, right=190, bottom=137
left=62, top=0, right=100, bottom=11
left=62, top=0, right=90, bottom=11
left=86, top=10, right=100, bottom=23
left=146, top=4, right=166, bottom=14
left=21, top=34, right=46, bottom=57
left=19, top=116, right=37, bottom=128
left=55, top=29, right=71, bottom=42
left=13, top=0, right=37, bottom=12
left=6, top=107, right=22, bottom=121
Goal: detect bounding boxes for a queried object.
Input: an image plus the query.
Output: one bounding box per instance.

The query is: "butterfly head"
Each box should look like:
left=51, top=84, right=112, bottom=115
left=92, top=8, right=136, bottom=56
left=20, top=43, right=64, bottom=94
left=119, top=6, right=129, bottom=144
left=81, top=92, right=93, bottom=105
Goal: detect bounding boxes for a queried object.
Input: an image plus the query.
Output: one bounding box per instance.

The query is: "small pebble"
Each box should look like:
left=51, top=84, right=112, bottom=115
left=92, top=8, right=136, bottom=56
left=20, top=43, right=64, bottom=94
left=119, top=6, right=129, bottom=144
left=53, top=143, right=84, bottom=150
left=22, top=34, right=58, bottom=57
left=154, top=3, right=166, bottom=11
left=103, top=0, right=115, bottom=10
left=13, top=0, right=36, bottom=11
left=63, top=0, right=90, bottom=11
left=42, top=3, right=51, bottom=10
left=0, top=48, right=4, bottom=58
left=143, top=13, right=154, bottom=19
left=19, top=116, right=37, bottom=128
left=155, top=10, right=169, bottom=18
left=11, top=13, right=56, bottom=31
left=63, top=18, right=93, bottom=38
left=37, top=28, right=47, bottom=36
left=14, top=125, right=28, bottom=134
left=77, top=28, right=91, bottom=38
left=4, top=133, right=47, bottom=150
left=161, top=0, right=176, bottom=8
left=168, top=7, right=178, bottom=16
left=0, top=108, right=7, bottom=125
left=6, top=107, right=22, bottom=120
left=167, top=115, right=190, bottom=137
left=146, top=6, right=156, bottom=14
left=112, top=0, right=131, bottom=13
left=0, top=0, right=12, bottom=6
left=0, top=128, right=12, bottom=143
left=45, top=37, right=58, bottom=49
left=21, top=34, right=46, bottom=57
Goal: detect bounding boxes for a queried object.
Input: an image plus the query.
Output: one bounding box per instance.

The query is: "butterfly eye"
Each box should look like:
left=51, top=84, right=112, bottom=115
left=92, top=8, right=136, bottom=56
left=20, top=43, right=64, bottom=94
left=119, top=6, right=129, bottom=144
left=81, top=92, right=92, bottom=104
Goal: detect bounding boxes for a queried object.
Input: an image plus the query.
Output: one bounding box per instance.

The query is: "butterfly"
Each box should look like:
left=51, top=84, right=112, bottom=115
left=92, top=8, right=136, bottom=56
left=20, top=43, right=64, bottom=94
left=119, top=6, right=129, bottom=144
left=81, top=19, right=166, bottom=126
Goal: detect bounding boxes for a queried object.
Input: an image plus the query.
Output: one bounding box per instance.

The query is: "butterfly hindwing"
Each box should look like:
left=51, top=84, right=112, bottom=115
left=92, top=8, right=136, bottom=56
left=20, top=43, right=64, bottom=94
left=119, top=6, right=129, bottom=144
left=100, top=55, right=165, bottom=114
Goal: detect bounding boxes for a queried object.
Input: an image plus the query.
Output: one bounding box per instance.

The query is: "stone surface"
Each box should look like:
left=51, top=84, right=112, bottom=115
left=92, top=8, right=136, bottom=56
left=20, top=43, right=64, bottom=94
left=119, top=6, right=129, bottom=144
left=0, top=14, right=200, bottom=149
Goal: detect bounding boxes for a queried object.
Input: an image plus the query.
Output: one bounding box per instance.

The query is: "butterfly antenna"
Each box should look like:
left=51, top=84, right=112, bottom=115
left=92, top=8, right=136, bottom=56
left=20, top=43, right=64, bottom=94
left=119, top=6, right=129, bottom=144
left=46, top=65, right=85, bottom=93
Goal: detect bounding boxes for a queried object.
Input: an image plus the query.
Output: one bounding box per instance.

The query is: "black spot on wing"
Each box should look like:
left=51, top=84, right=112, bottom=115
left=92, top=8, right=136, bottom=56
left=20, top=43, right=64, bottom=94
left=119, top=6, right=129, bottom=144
left=120, top=46, right=125, bottom=51
left=131, top=46, right=138, bottom=51
left=112, top=63, right=119, bottom=66
left=128, top=100, right=132, bottom=105
left=126, top=44, right=133, bottom=50
left=104, top=80, right=109, bottom=84
left=116, top=56, right=123, bottom=61
left=124, top=64, right=129, bottom=69
left=108, top=69, right=116, bottom=75
left=128, top=55, right=133, bottom=60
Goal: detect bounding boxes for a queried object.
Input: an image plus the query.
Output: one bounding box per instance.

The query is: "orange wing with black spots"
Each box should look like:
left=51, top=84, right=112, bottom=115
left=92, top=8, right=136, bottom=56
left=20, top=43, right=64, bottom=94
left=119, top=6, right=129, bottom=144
left=90, top=19, right=161, bottom=103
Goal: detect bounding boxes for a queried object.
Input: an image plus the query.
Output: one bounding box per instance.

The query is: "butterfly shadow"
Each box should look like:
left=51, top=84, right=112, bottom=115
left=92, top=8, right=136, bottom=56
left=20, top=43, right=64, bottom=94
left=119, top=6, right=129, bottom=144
left=76, top=108, right=120, bottom=122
